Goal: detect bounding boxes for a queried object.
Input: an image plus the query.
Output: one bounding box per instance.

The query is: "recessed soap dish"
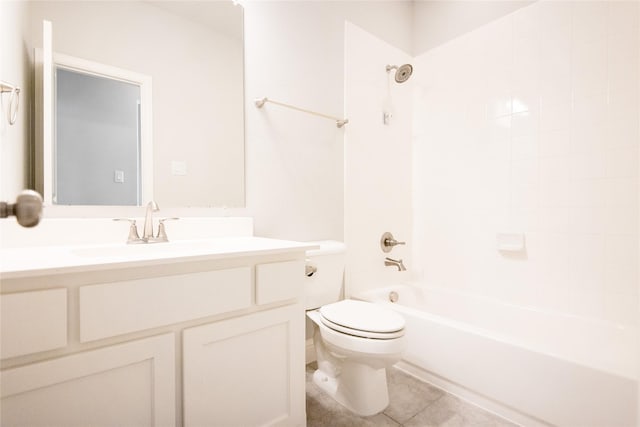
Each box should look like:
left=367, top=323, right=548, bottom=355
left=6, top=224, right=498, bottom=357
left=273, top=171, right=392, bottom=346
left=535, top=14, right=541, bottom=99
left=496, top=233, right=525, bottom=252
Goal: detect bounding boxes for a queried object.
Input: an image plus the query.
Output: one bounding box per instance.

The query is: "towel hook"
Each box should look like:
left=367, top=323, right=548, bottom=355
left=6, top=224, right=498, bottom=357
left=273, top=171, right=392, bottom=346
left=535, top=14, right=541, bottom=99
left=1, top=81, right=21, bottom=126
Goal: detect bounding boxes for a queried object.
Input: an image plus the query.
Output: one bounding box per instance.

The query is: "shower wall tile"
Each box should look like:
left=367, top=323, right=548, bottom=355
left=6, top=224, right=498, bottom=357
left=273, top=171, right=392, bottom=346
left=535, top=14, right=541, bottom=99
left=511, top=135, right=537, bottom=161
left=605, top=146, right=638, bottom=178
left=514, top=4, right=539, bottom=40
left=567, top=179, right=607, bottom=208
left=568, top=154, right=606, bottom=180
left=604, top=235, right=639, bottom=295
left=604, top=292, right=638, bottom=325
left=567, top=233, right=606, bottom=293
left=608, top=32, right=639, bottom=98
left=540, top=130, right=571, bottom=157
left=607, top=0, right=639, bottom=33
left=539, top=100, right=571, bottom=132
left=568, top=290, right=604, bottom=319
left=413, top=0, right=639, bottom=325
left=572, top=1, right=607, bottom=43
left=571, top=39, right=607, bottom=97
left=539, top=207, right=569, bottom=233
left=538, top=2, right=572, bottom=52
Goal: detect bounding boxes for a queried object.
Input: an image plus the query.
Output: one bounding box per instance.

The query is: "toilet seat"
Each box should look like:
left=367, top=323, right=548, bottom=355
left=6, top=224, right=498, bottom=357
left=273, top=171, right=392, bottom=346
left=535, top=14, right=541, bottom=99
left=318, top=300, right=405, bottom=339
left=320, top=316, right=405, bottom=339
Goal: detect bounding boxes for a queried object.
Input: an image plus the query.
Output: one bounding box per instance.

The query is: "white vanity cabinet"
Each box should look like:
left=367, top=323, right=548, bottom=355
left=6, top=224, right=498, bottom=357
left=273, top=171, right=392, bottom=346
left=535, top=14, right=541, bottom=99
left=183, top=304, right=305, bottom=427
left=1, top=289, right=68, bottom=359
left=0, top=240, right=311, bottom=427
left=1, top=333, right=175, bottom=427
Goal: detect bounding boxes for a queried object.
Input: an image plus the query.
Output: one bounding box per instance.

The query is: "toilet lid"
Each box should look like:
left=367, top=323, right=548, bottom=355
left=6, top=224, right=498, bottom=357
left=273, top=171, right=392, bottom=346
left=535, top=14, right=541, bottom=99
left=319, top=300, right=405, bottom=338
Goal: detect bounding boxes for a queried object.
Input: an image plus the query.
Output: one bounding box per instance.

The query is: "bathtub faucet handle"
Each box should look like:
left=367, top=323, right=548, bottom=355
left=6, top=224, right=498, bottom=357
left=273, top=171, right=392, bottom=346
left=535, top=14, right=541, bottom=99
left=386, top=238, right=405, bottom=246
left=381, top=231, right=406, bottom=253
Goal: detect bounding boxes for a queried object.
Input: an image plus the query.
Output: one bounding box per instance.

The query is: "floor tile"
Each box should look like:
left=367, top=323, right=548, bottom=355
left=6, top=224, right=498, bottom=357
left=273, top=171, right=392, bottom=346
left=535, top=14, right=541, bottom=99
left=306, top=363, right=400, bottom=427
left=306, top=362, right=518, bottom=427
left=383, top=367, right=445, bottom=424
left=404, top=395, right=518, bottom=427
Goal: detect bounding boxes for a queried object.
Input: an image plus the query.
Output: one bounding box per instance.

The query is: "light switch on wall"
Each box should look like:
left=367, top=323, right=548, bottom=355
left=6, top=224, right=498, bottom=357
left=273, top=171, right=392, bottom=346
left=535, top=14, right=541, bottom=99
left=171, top=160, right=187, bottom=176
left=114, top=170, right=125, bottom=183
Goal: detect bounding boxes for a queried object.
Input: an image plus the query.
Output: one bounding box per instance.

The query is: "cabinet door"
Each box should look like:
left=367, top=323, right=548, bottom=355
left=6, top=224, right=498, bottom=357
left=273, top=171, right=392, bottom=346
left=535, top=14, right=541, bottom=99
left=183, top=305, right=305, bottom=427
left=1, top=288, right=67, bottom=359
left=1, top=333, right=175, bottom=427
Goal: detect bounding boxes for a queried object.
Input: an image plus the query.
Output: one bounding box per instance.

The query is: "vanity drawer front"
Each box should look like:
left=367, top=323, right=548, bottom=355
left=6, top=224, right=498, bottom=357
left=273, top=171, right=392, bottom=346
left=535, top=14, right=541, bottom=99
left=80, top=267, right=251, bottom=342
left=255, top=260, right=304, bottom=305
left=1, top=289, right=67, bottom=359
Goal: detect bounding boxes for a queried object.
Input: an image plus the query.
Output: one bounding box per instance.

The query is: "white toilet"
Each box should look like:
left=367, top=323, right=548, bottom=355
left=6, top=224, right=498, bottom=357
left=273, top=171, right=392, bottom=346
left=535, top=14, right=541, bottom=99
left=305, top=241, right=406, bottom=416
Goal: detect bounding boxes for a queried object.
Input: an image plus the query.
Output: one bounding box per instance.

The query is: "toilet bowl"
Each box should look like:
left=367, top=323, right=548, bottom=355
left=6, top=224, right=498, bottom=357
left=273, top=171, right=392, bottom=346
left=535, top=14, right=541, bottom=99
left=304, top=241, right=407, bottom=415
left=305, top=260, right=406, bottom=417
left=309, top=299, right=405, bottom=364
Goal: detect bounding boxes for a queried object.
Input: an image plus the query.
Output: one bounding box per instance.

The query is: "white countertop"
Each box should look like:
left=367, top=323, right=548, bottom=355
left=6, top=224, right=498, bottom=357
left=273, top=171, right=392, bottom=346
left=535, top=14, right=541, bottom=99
left=0, top=237, right=318, bottom=279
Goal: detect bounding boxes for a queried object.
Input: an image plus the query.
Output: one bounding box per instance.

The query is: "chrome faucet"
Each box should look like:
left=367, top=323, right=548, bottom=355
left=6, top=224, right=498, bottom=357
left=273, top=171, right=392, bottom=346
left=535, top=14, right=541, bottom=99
left=385, top=257, right=406, bottom=271
left=114, top=201, right=178, bottom=244
left=142, top=200, right=159, bottom=241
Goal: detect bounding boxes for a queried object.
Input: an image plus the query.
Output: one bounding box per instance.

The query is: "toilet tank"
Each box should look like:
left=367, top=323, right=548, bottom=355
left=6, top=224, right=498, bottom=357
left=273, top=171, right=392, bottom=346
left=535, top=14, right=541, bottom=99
left=305, top=240, right=346, bottom=310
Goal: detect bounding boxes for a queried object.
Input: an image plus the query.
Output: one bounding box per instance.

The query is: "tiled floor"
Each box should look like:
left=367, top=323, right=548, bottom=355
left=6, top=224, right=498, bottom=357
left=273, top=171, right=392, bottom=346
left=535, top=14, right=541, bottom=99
left=306, top=363, right=518, bottom=427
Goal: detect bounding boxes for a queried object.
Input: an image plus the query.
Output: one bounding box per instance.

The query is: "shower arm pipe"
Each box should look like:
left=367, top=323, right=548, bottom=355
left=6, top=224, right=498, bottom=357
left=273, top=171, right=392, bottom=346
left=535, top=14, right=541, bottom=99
left=255, top=97, right=349, bottom=128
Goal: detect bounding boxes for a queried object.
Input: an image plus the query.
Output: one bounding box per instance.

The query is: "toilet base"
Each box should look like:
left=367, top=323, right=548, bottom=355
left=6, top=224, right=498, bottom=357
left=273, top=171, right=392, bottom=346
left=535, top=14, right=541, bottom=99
left=312, top=361, right=390, bottom=417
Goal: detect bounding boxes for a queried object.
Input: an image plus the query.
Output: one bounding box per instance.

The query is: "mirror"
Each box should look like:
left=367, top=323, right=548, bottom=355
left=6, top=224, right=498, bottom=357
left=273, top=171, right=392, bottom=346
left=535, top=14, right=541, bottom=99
left=32, top=0, right=245, bottom=207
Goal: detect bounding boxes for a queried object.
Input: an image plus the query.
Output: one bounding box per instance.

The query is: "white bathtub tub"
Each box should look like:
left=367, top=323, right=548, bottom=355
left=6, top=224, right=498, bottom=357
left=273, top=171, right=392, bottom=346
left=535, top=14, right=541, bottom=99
left=358, top=284, right=638, bottom=427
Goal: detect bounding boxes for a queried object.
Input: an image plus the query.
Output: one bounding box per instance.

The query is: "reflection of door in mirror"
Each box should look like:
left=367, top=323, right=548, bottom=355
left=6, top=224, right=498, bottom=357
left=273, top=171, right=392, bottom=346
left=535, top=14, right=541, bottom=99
left=35, top=19, right=153, bottom=207
left=55, top=68, right=141, bottom=206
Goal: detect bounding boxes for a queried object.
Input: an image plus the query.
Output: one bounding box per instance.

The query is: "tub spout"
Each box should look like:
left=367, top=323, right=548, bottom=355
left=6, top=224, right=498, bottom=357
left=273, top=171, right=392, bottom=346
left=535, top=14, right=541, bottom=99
left=385, top=257, right=406, bottom=271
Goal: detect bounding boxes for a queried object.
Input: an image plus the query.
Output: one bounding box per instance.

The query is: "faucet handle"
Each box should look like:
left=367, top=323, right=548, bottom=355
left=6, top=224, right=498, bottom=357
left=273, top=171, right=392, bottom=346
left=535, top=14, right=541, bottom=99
left=113, top=218, right=143, bottom=244
left=386, top=238, right=406, bottom=246
left=380, top=231, right=406, bottom=253
left=156, top=217, right=179, bottom=242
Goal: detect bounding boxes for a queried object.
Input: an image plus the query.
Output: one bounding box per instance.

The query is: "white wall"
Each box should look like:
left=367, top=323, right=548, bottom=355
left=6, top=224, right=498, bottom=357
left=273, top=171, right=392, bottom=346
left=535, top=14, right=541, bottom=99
left=412, top=1, right=639, bottom=325
left=344, top=22, right=413, bottom=296
left=0, top=1, right=31, bottom=201
left=243, top=1, right=412, bottom=240
left=412, top=0, right=533, bottom=55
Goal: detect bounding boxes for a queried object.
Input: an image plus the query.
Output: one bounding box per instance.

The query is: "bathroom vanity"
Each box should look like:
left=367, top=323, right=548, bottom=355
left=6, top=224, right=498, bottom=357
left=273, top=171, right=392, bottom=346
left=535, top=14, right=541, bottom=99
left=0, top=222, right=312, bottom=427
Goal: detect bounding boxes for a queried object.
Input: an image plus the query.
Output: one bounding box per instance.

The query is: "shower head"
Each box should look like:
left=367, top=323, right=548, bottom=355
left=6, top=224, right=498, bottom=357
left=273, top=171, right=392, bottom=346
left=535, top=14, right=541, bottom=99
left=386, top=63, right=413, bottom=83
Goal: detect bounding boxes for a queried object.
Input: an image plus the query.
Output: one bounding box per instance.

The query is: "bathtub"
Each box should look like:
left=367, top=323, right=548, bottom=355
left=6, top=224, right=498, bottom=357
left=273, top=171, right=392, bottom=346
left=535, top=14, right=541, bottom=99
left=357, top=284, right=638, bottom=427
